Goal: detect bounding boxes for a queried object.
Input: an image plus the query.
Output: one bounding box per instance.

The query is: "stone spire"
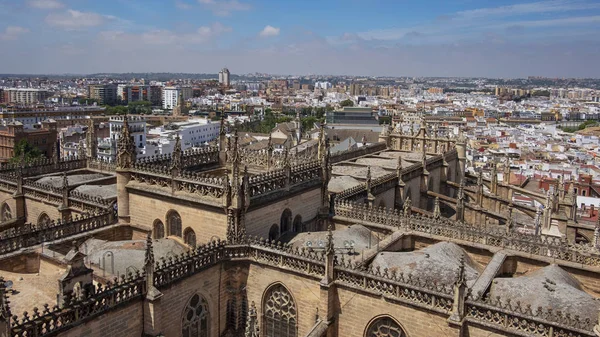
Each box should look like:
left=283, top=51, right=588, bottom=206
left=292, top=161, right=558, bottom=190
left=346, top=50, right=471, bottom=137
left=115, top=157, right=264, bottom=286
left=594, top=215, right=600, bottom=250
left=145, top=232, right=154, bottom=267
left=396, top=155, right=405, bottom=186
left=433, top=197, right=441, bottom=219
left=61, top=172, right=69, bottom=209
left=490, top=161, right=498, bottom=194
left=170, top=133, right=182, bottom=175
left=0, top=276, right=11, bottom=336
left=116, top=116, right=136, bottom=170
left=318, top=123, right=326, bottom=161
left=403, top=196, right=412, bottom=217
left=245, top=301, right=259, bottom=337
left=455, top=256, right=466, bottom=287
left=449, top=256, right=467, bottom=323
left=534, top=205, right=543, bottom=236
left=86, top=119, right=97, bottom=159
left=325, top=224, right=334, bottom=256
left=77, top=141, right=85, bottom=159
left=506, top=204, right=514, bottom=233
left=457, top=179, right=465, bottom=201
left=456, top=179, right=465, bottom=222
left=145, top=233, right=162, bottom=300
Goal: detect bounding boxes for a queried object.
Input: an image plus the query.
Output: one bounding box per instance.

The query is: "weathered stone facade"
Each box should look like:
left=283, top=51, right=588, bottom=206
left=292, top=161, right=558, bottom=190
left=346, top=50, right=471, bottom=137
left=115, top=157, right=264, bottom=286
left=1, top=119, right=600, bottom=337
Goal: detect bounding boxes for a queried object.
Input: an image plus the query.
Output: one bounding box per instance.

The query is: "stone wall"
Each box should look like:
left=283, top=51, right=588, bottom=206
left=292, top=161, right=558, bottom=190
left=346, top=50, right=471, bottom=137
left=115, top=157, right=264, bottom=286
left=128, top=192, right=227, bottom=243
left=152, top=264, right=226, bottom=336
left=245, top=262, right=322, bottom=336
left=336, top=286, right=459, bottom=337
left=245, top=187, right=321, bottom=238
left=59, top=300, right=144, bottom=337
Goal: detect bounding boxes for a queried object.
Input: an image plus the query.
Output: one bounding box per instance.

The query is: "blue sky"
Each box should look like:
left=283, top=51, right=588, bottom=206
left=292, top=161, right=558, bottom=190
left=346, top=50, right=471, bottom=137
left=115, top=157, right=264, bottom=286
left=1, top=0, right=600, bottom=77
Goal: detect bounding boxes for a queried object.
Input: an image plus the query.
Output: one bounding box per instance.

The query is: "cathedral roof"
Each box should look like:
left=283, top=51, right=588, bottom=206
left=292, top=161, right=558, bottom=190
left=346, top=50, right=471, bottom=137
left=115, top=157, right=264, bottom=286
left=370, top=242, right=483, bottom=287
left=489, top=264, right=600, bottom=322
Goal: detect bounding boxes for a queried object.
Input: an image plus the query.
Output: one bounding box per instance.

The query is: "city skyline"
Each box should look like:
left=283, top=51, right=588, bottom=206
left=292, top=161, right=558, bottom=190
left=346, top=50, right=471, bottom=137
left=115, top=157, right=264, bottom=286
left=0, top=0, right=599, bottom=77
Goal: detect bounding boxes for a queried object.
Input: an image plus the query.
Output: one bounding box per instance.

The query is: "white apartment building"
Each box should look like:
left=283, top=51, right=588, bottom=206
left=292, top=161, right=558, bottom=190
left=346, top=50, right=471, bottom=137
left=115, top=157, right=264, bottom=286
left=4, top=88, right=50, bottom=104
left=162, top=87, right=193, bottom=110
left=142, top=119, right=219, bottom=157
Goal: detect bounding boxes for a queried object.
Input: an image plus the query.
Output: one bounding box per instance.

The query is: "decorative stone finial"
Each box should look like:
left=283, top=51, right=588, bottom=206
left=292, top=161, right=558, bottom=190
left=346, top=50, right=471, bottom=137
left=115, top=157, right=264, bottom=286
left=145, top=233, right=154, bottom=267
left=325, top=224, right=334, bottom=255
left=433, top=197, right=441, bottom=219
left=455, top=256, right=466, bottom=287
left=403, top=196, right=412, bottom=216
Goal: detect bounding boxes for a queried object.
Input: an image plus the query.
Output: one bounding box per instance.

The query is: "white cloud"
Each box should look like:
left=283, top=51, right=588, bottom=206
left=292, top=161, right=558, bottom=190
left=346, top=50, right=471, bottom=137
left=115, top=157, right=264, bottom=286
left=457, top=0, right=600, bottom=18
left=0, top=26, right=29, bottom=41
left=197, top=0, right=251, bottom=16
left=27, top=0, right=64, bottom=9
left=259, top=25, right=280, bottom=37
left=99, top=22, right=232, bottom=47
left=45, top=9, right=110, bottom=30
left=175, top=0, right=192, bottom=10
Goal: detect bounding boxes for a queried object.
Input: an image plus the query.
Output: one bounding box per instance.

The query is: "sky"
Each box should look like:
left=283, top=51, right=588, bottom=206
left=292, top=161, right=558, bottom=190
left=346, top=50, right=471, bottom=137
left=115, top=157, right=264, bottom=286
left=0, top=0, right=600, bottom=78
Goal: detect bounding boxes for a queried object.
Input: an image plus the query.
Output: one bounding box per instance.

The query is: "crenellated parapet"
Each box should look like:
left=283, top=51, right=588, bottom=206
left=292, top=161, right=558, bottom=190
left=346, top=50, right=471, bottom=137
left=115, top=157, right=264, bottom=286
left=247, top=159, right=322, bottom=204
left=133, top=146, right=219, bottom=172
left=5, top=230, right=598, bottom=337
left=10, top=273, right=145, bottom=337
left=330, top=143, right=387, bottom=164
left=0, top=211, right=114, bottom=255
left=0, top=158, right=87, bottom=178
left=333, top=200, right=600, bottom=268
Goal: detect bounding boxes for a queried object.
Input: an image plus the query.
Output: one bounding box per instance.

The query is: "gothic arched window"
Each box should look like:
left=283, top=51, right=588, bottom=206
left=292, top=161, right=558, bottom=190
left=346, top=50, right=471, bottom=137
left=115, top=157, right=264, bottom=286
left=182, top=293, right=209, bottom=337
left=268, top=224, right=279, bottom=241
left=167, top=210, right=182, bottom=237
left=184, top=227, right=197, bottom=248
left=1, top=203, right=11, bottom=221
left=153, top=220, right=165, bottom=239
left=263, top=284, right=297, bottom=337
left=292, top=215, right=302, bottom=233
left=280, top=209, right=292, bottom=233
left=365, top=316, right=406, bottom=337
left=37, top=213, right=52, bottom=227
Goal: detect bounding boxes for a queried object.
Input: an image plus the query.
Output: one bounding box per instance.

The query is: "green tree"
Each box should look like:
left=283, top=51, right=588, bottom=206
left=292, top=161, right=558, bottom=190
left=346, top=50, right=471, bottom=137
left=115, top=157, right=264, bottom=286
left=301, top=116, right=318, bottom=132
left=11, top=139, right=43, bottom=163
left=128, top=101, right=152, bottom=114
left=104, top=105, right=128, bottom=115
left=378, top=116, right=391, bottom=125
left=340, top=99, right=354, bottom=107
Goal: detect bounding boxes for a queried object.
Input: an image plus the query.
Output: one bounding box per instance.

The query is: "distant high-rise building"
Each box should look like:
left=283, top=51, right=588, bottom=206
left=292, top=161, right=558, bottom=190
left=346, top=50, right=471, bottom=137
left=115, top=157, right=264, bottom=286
left=88, top=84, right=117, bottom=105
left=4, top=88, right=50, bottom=105
left=218, top=68, right=230, bottom=87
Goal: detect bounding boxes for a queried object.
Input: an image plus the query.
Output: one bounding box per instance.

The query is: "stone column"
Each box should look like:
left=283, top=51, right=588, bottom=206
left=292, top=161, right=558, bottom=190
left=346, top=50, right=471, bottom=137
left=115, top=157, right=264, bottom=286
left=13, top=168, right=25, bottom=221
left=320, top=226, right=337, bottom=337
left=116, top=170, right=131, bottom=224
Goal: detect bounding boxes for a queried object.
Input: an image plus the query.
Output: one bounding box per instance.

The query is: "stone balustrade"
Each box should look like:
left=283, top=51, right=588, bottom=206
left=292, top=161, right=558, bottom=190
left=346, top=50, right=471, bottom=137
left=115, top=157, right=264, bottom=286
left=5, top=230, right=597, bottom=337
left=0, top=212, right=114, bottom=255
left=10, top=274, right=145, bottom=337
left=333, top=200, right=600, bottom=267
